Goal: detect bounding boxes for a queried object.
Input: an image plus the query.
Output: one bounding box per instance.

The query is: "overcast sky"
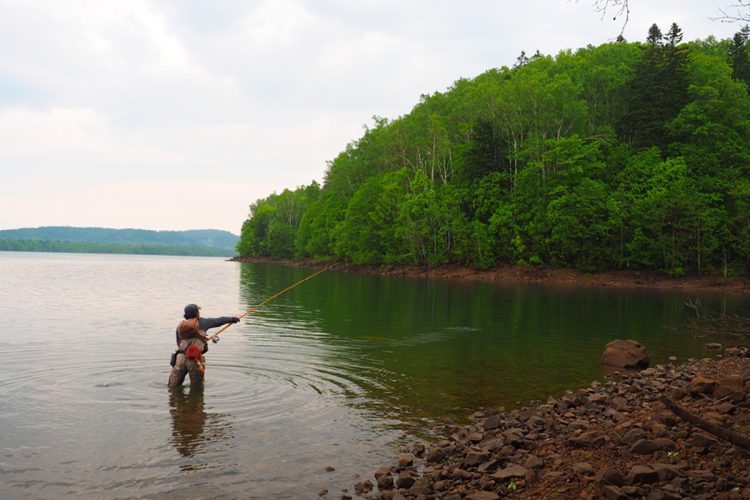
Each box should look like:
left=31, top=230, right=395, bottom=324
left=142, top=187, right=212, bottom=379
left=0, top=1, right=743, bottom=234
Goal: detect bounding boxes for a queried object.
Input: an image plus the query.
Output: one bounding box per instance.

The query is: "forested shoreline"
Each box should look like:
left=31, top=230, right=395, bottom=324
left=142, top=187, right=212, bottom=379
left=0, top=239, right=233, bottom=256
left=0, top=226, right=238, bottom=256
left=237, top=24, right=750, bottom=278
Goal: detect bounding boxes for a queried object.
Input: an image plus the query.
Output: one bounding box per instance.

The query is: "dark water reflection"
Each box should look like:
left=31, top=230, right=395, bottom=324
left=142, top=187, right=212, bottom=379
left=239, top=263, right=739, bottom=424
left=169, top=386, right=234, bottom=465
left=0, top=253, right=743, bottom=499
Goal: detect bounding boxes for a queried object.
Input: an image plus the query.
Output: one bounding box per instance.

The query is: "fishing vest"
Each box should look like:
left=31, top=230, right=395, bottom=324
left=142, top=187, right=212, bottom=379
left=177, top=318, right=204, bottom=341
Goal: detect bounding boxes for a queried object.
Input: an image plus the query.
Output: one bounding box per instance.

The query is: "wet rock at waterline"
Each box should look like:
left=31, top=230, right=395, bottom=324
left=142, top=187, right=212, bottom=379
left=355, top=346, right=750, bottom=499
left=601, top=339, right=651, bottom=369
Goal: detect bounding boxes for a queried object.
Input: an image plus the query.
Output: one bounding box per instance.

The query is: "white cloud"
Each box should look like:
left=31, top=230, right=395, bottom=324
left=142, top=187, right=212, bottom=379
left=0, top=0, right=743, bottom=232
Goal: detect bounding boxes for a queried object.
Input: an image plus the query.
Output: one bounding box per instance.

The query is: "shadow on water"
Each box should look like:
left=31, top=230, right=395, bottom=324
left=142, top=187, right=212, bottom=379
left=237, top=263, right=740, bottom=427
left=168, top=385, right=233, bottom=469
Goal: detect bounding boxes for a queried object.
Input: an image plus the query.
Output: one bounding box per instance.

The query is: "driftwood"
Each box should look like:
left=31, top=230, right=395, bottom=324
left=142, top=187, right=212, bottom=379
left=660, top=396, right=750, bottom=451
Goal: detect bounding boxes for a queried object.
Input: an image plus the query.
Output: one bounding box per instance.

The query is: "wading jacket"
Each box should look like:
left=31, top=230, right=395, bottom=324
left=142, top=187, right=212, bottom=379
left=174, top=317, right=238, bottom=347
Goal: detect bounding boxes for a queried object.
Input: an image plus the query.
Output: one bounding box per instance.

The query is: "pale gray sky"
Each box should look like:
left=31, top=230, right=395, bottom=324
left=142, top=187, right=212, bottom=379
left=0, top=1, right=742, bottom=234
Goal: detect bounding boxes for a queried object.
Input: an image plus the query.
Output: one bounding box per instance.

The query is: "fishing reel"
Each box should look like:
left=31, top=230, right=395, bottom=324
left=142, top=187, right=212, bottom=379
left=211, top=336, right=220, bottom=344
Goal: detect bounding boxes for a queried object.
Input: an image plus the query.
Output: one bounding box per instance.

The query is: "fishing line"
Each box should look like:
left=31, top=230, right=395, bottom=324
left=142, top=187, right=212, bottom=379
left=208, top=263, right=336, bottom=341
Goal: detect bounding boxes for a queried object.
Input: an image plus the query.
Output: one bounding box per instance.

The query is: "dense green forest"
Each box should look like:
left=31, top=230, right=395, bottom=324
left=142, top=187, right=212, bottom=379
left=0, top=226, right=238, bottom=256
left=237, top=24, right=750, bottom=277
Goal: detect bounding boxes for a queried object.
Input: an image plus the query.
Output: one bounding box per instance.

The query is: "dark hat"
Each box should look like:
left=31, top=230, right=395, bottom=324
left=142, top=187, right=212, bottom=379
left=184, top=303, right=201, bottom=319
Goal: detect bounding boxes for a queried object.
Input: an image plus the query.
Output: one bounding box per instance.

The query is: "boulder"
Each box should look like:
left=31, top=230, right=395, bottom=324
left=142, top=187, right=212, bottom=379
left=688, top=375, right=717, bottom=395
left=601, top=340, right=650, bottom=369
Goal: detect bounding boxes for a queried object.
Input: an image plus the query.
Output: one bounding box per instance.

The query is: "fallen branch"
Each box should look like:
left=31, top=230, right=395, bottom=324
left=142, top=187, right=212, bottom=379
left=660, top=396, right=750, bottom=451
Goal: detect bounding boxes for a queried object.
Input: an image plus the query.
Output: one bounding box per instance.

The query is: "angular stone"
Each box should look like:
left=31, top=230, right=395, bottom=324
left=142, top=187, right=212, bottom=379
left=452, top=468, right=473, bottom=480
left=479, top=437, right=505, bottom=451
left=492, top=464, right=529, bottom=480
left=503, top=428, right=524, bottom=446
left=651, top=423, right=668, bottom=437
left=377, top=472, right=394, bottom=490
left=466, top=492, right=500, bottom=500
left=621, top=427, right=647, bottom=444
left=354, top=479, right=373, bottom=495
left=611, top=396, right=630, bottom=410
left=396, top=470, right=415, bottom=489
left=477, top=459, right=497, bottom=473
left=567, top=430, right=606, bottom=449
left=468, top=432, right=484, bottom=443
left=464, top=451, right=489, bottom=467
left=687, top=469, right=716, bottom=482
left=573, top=462, right=595, bottom=475
left=652, top=463, right=681, bottom=482
left=630, top=439, right=660, bottom=455
left=375, top=466, right=392, bottom=480
left=600, top=484, right=628, bottom=500
left=596, top=467, right=624, bottom=487
left=433, top=480, right=449, bottom=492
left=689, top=432, right=719, bottom=449
left=524, top=455, right=544, bottom=469
left=408, top=477, right=432, bottom=496
left=716, top=402, right=736, bottom=414
left=688, top=375, right=717, bottom=395
left=425, top=447, right=444, bottom=463
left=397, top=454, right=414, bottom=468
left=653, top=438, right=676, bottom=451
left=626, top=465, right=659, bottom=485
left=483, top=414, right=501, bottom=431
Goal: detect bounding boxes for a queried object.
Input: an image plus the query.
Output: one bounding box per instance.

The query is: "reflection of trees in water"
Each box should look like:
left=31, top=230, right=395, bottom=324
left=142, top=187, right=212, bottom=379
left=237, top=263, right=746, bottom=431
left=168, top=386, right=233, bottom=467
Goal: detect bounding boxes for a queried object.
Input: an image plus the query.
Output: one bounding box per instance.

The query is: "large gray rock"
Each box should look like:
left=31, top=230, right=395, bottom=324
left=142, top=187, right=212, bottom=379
left=601, top=340, right=650, bottom=369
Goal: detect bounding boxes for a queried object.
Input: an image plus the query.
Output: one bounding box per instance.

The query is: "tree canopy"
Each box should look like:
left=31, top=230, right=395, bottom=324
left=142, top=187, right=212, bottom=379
left=237, top=25, right=750, bottom=277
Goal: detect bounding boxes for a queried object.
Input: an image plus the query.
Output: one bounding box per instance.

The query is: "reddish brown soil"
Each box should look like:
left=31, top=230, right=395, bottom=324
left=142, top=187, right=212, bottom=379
left=229, top=257, right=750, bottom=294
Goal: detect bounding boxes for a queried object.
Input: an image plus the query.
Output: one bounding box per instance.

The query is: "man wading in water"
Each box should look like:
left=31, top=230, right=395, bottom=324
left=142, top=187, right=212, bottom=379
left=168, top=304, right=239, bottom=388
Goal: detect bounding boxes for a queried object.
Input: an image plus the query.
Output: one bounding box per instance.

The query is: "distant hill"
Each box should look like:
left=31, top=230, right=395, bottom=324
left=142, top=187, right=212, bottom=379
left=0, top=226, right=239, bottom=256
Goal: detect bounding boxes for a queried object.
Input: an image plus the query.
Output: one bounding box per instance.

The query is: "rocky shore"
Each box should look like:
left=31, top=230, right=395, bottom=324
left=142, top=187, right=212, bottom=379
left=229, top=257, right=749, bottom=294
left=349, top=347, right=750, bottom=499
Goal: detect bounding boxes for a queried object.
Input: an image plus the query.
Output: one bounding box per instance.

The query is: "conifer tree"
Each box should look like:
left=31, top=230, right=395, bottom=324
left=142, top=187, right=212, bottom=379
left=728, top=25, right=750, bottom=86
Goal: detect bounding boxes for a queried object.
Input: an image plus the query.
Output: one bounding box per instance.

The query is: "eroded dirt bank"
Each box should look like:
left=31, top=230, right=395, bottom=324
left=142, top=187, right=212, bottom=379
left=229, top=257, right=749, bottom=294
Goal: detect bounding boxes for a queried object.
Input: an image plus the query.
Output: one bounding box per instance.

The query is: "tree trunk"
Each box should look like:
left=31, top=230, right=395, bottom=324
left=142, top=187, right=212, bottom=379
left=660, top=396, right=750, bottom=451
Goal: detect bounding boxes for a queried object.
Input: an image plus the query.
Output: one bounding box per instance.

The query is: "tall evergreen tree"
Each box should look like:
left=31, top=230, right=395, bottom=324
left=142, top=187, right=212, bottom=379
left=728, top=25, right=750, bottom=86
left=646, top=23, right=662, bottom=45
left=618, top=23, right=690, bottom=152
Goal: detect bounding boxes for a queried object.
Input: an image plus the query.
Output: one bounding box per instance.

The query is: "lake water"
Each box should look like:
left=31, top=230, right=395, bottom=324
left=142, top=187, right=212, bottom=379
left=0, top=252, right=741, bottom=498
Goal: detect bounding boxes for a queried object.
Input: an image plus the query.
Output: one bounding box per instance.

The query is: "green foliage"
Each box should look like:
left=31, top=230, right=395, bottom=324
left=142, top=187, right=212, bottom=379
left=335, top=169, right=410, bottom=264
left=237, top=29, right=750, bottom=277
left=236, top=182, right=319, bottom=258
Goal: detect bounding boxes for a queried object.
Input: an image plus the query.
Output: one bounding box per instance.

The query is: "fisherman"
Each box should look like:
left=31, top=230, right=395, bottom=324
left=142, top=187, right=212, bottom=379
left=168, top=304, right=239, bottom=388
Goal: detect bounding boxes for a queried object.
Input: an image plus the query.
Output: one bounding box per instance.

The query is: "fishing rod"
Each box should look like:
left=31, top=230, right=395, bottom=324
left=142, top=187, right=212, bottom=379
left=208, top=263, right=336, bottom=342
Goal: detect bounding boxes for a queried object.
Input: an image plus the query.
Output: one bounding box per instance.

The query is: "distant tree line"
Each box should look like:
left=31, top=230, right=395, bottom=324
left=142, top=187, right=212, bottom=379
left=237, top=24, right=750, bottom=277
left=0, top=226, right=239, bottom=251
left=0, top=239, right=233, bottom=257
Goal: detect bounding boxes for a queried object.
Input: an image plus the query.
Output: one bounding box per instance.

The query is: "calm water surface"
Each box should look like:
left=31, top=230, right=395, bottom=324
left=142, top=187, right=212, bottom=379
left=0, top=252, right=741, bottom=498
